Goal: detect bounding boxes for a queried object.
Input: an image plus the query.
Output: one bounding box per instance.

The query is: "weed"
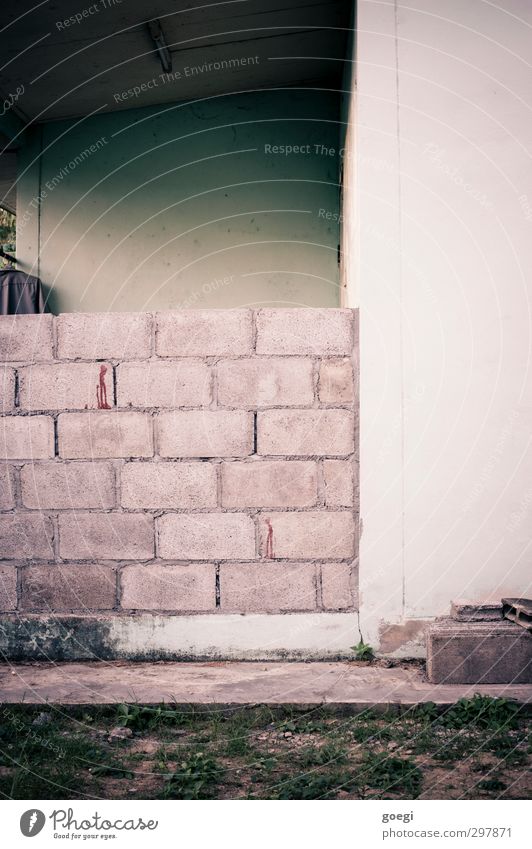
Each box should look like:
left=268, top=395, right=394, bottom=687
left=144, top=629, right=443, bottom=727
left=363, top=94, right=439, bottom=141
left=298, top=743, right=348, bottom=767
left=273, top=769, right=354, bottom=800
left=116, top=704, right=190, bottom=732
left=348, top=720, right=393, bottom=744
left=0, top=701, right=528, bottom=801
left=441, top=696, right=520, bottom=732
left=276, top=716, right=328, bottom=734
left=411, top=728, right=439, bottom=755
left=0, top=723, right=107, bottom=800
left=482, top=735, right=527, bottom=765
left=431, top=733, right=473, bottom=763
left=161, top=751, right=223, bottom=800
left=361, top=753, right=423, bottom=798
left=251, top=755, right=277, bottom=773
left=412, top=702, right=439, bottom=722
left=351, top=640, right=375, bottom=662
left=220, top=734, right=254, bottom=758
left=478, top=778, right=506, bottom=793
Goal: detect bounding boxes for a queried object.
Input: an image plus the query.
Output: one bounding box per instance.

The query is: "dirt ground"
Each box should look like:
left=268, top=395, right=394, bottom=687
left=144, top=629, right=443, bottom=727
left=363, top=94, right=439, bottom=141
left=0, top=695, right=530, bottom=800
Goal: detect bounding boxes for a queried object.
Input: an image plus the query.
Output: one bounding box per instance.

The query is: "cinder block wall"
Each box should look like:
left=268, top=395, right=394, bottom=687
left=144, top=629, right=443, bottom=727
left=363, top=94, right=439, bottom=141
left=0, top=309, right=358, bottom=633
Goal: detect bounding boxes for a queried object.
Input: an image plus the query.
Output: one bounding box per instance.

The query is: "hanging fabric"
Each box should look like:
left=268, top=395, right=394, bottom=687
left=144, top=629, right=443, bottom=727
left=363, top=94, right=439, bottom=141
left=0, top=267, right=49, bottom=314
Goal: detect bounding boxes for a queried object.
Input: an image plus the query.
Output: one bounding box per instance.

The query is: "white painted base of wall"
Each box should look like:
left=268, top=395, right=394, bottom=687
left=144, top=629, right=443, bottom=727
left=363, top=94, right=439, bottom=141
left=110, top=613, right=361, bottom=660
left=0, top=613, right=430, bottom=660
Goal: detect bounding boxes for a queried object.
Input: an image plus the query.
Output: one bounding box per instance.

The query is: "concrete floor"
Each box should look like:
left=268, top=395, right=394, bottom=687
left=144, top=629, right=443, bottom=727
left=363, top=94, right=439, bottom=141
left=1, top=661, right=532, bottom=707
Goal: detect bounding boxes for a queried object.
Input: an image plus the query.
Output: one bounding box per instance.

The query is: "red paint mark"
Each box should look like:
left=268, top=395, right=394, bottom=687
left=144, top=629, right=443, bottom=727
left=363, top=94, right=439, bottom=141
left=96, top=365, right=111, bottom=409
left=265, top=519, right=274, bottom=558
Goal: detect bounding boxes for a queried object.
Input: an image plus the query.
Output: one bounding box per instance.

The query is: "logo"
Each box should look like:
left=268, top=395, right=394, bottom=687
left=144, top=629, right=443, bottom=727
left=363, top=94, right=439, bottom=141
left=20, top=810, right=46, bottom=837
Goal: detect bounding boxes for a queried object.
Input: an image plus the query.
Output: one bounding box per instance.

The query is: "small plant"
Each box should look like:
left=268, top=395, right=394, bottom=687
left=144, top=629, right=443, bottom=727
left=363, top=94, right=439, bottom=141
left=351, top=640, right=375, bottom=662
left=441, top=696, right=520, bottom=731
left=478, top=777, right=506, bottom=793
left=361, top=753, right=423, bottom=798
left=432, top=734, right=472, bottom=763
left=276, top=714, right=328, bottom=734
left=482, top=734, right=527, bottom=765
left=116, top=703, right=189, bottom=732
left=222, top=732, right=254, bottom=757
left=277, top=719, right=297, bottom=733
left=161, top=751, right=223, bottom=800
left=274, top=769, right=354, bottom=800
left=251, top=755, right=277, bottom=774
left=412, top=701, right=439, bottom=722
left=298, top=742, right=348, bottom=768
left=349, top=720, right=394, bottom=744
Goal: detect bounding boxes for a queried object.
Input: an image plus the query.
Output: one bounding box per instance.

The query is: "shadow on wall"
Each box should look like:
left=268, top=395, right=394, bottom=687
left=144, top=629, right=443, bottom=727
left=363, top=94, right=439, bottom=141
left=17, top=91, right=344, bottom=314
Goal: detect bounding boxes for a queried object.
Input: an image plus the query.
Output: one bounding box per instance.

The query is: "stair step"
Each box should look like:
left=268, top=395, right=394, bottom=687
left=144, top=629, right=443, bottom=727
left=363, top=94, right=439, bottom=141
left=427, top=618, right=532, bottom=684
left=450, top=599, right=503, bottom=621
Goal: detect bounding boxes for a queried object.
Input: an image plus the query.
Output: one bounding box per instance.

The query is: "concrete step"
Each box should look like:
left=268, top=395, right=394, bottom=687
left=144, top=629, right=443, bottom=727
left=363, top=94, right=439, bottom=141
left=450, top=599, right=503, bottom=621
left=427, top=618, right=532, bottom=684
left=0, top=660, right=531, bottom=707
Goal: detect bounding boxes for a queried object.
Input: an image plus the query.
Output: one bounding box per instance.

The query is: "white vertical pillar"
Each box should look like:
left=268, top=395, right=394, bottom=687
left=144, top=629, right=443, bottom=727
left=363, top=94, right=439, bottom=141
left=345, top=0, right=406, bottom=649
left=349, top=0, right=532, bottom=654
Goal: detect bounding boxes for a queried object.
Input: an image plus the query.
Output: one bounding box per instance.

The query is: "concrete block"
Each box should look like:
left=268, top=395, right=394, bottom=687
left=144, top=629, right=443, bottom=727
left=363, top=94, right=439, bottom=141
left=0, top=416, right=54, bottom=460
left=20, top=462, right=115, bottom=509
left=58, top=412, right=153, bottom=458
left=59, top=513, right=154, bottom=560
left=256, top=309, right=353, bottom=355
left=0, top=314, right=53, bottom=362
left=220, top=562, right=317, bottom=612
left=120, top=563, right=216, bottom=611
left=323, top=459, right=354, bottom=507
left=0, top=368, right=15, bottom=412
left=121, top=462, right=217, bottom=509
left=426, top=618, right=532, bottom=684
left=156, top=310, right=252, bottom=357
left=157, top=410, right=253, bottom=457
left=450, top=599, right=503, bottom=621
left=117, top=360, right=210, bottom=408
left=259, top=511, right=356, bottom=559
left=318, top=358, right=354, bottom=404
left=0, top=564, right=17, bottom=610
left=57, top=312, right=152, bottom=360
left=502, top=598, right=532, bottom=632
left=217, top=358, right=314, bottom=408
left=0, top=514, right=54, bottom=560
left=21, top=564, right=116, bottom=611
left=258, top=410, right=355, bottom=456
left=0, top=465, right=15, bottom=510
left=157, top=513, right=256, bottom=560
left=221, top=460, right=317, bottom=508
left=321, top=562, right=357, bottom=610
left=19, top=363, right=114, bottom=411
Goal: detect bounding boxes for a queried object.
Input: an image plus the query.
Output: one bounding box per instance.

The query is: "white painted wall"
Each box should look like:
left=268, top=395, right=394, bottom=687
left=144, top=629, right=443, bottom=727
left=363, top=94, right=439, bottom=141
left=16, top=90, right=342, bottom=313
left=348, top=0, right=532, bottom=652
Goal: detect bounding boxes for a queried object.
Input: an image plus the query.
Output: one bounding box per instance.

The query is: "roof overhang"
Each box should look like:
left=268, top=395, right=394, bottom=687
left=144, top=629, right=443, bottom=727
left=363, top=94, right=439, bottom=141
left=0, top=0, right=351, bottom=124
left=0, top=0, right=351, bottom=214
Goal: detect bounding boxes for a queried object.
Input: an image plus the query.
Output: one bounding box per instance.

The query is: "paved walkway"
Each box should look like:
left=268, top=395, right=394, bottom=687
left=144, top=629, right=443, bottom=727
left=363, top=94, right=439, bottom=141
left=1, top=661, right=531, bottom=707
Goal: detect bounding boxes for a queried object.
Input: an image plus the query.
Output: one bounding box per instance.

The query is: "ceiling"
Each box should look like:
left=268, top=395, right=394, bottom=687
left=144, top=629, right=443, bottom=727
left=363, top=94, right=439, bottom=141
left=0, top=1, right=352, bottom=214
left=0, top=0, right=352, bottom=126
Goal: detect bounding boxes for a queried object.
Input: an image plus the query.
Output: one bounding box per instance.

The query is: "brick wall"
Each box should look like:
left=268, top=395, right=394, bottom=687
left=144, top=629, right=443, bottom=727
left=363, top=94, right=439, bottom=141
left=0, top=309, right=358, bottom=621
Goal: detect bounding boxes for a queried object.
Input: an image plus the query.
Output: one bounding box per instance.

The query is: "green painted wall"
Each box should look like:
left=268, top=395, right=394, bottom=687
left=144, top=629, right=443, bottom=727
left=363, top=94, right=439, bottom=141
left=16, top=90, right=342, bottom=312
